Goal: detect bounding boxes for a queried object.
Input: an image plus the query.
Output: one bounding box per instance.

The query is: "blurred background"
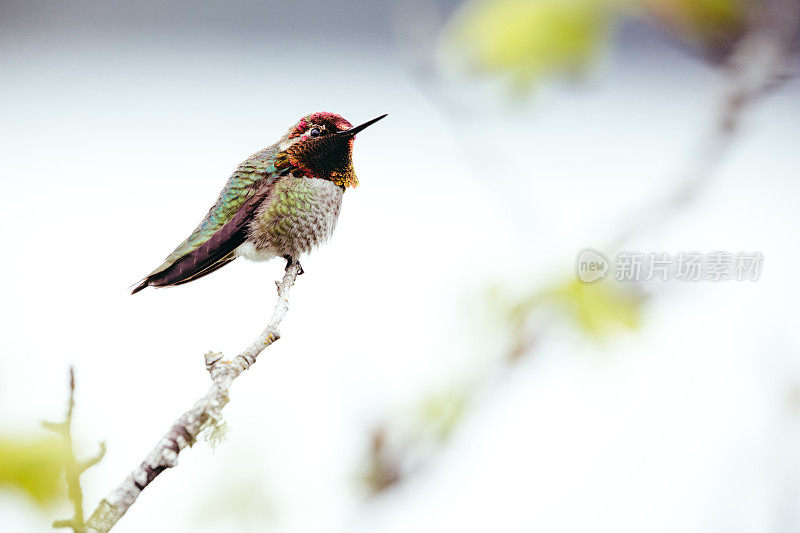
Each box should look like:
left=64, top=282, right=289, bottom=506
left=1, top=0, right=800, bottom=531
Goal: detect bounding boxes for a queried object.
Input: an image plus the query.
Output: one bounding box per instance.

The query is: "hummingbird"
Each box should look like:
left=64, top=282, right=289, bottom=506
left=131, top=112, right=387, bottom=294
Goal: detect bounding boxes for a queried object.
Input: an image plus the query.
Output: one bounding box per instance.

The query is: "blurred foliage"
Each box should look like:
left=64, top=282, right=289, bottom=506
left=417, top=386, right=470, bottom=441
left=641, top=0, right=746, bottom=60
left=0, top=435, right=67, bottom=506
left=362, top=386, right=472, bottom=496
left=443, top=0, right=749, bottom=90
left=549, top=279, right=642, bottom=337
left=506, top=278, right=643, bottom=345
left=361, top=275, right=644, bottom=496
left=444, top=0, right=622, bottom=90
left=362, top=273, right=646, bottom=496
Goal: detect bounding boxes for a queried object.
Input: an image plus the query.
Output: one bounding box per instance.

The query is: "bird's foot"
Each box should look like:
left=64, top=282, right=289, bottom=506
left=283, top=255, right=304, bottom=275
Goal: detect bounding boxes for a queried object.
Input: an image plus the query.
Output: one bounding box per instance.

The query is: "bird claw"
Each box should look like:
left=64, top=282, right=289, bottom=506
left=283, top=256, right=304, bottom=275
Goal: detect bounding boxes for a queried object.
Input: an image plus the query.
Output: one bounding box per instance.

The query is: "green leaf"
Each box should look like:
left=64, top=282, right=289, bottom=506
left=548, top=278, right=643, bottom=338
left=445, top=0, right=619, bottom=90
left=0, top=436, right=67, bottom=506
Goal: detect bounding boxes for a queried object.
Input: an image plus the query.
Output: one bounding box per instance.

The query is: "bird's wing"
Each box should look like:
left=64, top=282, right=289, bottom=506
left=164, top=250, right=238, bottom=287
left=132, top=149, right=285, bottom=293
left=131, top=176, right=278, bottom=293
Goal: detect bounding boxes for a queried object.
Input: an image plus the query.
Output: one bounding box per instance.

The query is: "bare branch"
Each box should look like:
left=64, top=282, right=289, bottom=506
left=84, top=262, right=302, bottom=532
left=42, top=421, right=68, bottom=435
left=50, top=367, right=94, bottom=533
left=79, top=443, right=107, bottom=474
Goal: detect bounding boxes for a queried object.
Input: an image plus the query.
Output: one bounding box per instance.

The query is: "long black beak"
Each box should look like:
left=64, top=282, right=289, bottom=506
left=339, top=114, right=388, bottom=137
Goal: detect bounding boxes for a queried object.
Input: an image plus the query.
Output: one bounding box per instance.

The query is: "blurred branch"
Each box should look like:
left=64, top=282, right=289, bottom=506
left=362, top=385, right=472, bottom=496
left=84, top=262, right=302, bottom=532
left=611, top=0, right=800, bottom=249
left=44, top=367, right=106, bottom=532
left=362, top=427, right=402, bottom=494
left=368, top=0, right=800, bottom=500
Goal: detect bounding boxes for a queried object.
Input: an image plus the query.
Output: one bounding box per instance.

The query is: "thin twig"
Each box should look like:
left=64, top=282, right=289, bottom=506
left=46, top=368, right=106, bottom=532
left=84, top=262, right=302, bottom=532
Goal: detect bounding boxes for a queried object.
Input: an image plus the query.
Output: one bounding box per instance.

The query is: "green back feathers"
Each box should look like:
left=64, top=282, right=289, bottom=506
left=146, top=147, right=279, bottom=277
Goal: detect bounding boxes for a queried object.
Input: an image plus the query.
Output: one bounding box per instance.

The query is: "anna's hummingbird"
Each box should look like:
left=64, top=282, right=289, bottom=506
left=131, top=112, right=386, bottom=294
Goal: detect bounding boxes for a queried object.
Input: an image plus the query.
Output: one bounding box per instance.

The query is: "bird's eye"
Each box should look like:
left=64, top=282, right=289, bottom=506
left=309, top=127, right=321, bottom=137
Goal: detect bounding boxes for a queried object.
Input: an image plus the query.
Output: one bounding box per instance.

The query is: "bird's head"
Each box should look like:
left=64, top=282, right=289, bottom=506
left=274, top=112, right=387, bottom=189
